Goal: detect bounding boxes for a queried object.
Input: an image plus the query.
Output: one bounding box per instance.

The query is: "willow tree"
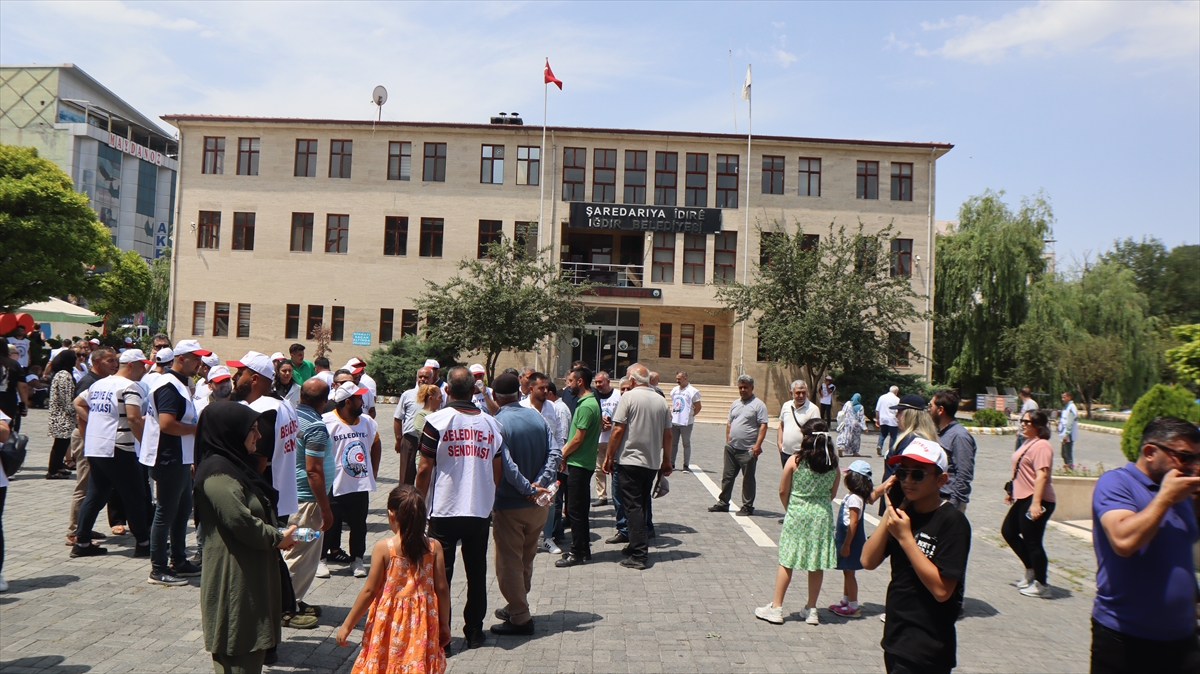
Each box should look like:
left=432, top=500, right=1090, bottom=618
left=715, top=220, right=927, bottom=394
left=934, top=190, right=1052, bottom=393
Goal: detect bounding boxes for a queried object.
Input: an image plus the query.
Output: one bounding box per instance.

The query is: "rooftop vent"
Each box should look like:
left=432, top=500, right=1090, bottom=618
left=489, top=112, right=523, bottom=125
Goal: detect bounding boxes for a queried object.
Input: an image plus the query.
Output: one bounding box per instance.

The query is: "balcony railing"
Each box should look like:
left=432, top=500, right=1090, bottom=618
left=561, top=261, right=644, bottom=287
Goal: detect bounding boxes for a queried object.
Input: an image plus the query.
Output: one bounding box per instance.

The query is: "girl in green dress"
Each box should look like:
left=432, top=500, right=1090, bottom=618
left=755, top=419, right=840, bottom=626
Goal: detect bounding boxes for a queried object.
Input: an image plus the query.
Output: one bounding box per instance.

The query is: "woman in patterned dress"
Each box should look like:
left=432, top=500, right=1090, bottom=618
left=755, top=419, right=840, bottom=626
left=337, top=485, right=449, bottom=673
left=45, top=350, right=79, bottom=478
left=836, top=393, right=867, bottom=456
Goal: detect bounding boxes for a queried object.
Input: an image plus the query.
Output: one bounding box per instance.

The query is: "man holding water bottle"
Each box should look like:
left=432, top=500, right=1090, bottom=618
left=491, top=373, right=559, bottom=636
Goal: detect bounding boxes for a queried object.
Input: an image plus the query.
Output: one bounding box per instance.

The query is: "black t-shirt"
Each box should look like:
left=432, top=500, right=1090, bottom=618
left=75, top=370, right=102, bottom=398
left=0, top=361, right=24, bottom=413
left=152, top=370, right=190, bottom=465
left=881, top=501, right=971, bottom=669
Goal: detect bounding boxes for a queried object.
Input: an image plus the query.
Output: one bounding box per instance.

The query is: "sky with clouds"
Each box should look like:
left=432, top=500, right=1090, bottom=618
left=3, top=0, right=1197, bottom=263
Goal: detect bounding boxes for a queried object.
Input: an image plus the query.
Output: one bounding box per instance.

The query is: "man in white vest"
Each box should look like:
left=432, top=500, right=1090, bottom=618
left=323, top=381, right=380, bottom=579
left=140, top=339, right=207, bottom=586
left=415, top=366, right=506, bottom=651
left=70, top=349, right=154, bottom=559
left=192, top=353, right=219, bottom=411
left=227, top=352, right=299, bottom=520
left=341, top=360, right=377, bottom=419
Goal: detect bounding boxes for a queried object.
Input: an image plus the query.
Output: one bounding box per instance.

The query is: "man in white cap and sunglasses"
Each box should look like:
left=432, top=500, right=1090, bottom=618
left=194, top=366, right=232, bottom=416
left=342, top=359, right=377, bottom=419
left=468, top=364, right=498, bottom=414
left=141, top=339, right=209, bottom=586
left=323, top=380, right=380, bottom=579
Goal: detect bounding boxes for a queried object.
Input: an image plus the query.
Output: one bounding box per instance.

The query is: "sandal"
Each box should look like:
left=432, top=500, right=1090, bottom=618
left=111, top=525, right=127, bottom=536
left=46, top=471, right=73, bottom=480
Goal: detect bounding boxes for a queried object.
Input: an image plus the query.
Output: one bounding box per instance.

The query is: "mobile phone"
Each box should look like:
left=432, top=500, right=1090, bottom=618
left=887, top=482, right=905, bottom=509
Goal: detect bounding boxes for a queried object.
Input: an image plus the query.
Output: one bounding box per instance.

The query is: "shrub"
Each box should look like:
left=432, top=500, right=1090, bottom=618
left=973, top=408, right=1009, bottom=427
left=364, top=335, right=460, bottom=397
left=1121, top=384, right=1200, bottom=461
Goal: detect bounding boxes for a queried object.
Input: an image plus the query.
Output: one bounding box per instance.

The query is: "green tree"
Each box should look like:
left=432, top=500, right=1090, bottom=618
left=91, top=250, right=153, bottom=328
left=715, top=220, right=927, bottom=394
left=1103, top=238, right=1200, bottom=325
left=934, top=190, right=1051, bottom=393
left=415, top=237, right=589, bottom=381
left=1059, top=334, right=1125, bottom=419
left=1165, top=324, right=1200, bottom=386
left=1121, top=384, right=1200, bottom=461
left=0, top=143, right=114, bottom=310
left=146, top=248, right=171, bottom=330
left=365, top=334, right=461, bottom=396
left=1161, top=245, right=1200, bottom=325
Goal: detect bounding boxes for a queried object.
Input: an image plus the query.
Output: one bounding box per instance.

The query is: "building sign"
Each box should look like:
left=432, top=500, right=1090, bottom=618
left=569, top=202, right=722, bottom=234
left=352, top=331, right=372, bottom=346
left=154, top=222, right=172, bottom=259
left=108, top=133, right=163, bottom=166
left=588, top=287, right=662, bottom=299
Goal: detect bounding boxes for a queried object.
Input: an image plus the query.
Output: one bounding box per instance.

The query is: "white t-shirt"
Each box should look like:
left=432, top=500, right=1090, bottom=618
left=7, top=337, right=30, bottom=368
left=421, top=406, right=504, bottom=519
left=314, top=371, right=334, bottom=387
left=0, top=409, right=9, bottom=487
left=323, top=410, right=379, bottom=496
left=841, top=493, right=864, bottom=525
left=472, top=386, right=494, bottom=414
left=779, top=399, right=821, bottom=455
left=819, top=383, right=835, bottom=405
left=1021, top=398, right=1039, bottom=414
left=597, top=389, right=621, bottom=443
left=669, top=385, right=702, bottom=426
left=876, top=392, right=900, bottom=427
left=81, top=375, right=135, bottom=458
left=521, top=397, right=564, bottom=450
left=551, top=399, right=573, bottom=449
left=248, top=396, right=300, bottom=517
left=360, top=373, right=378, bottom=395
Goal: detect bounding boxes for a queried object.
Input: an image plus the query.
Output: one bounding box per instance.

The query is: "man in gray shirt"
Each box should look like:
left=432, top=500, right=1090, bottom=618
left=931, top=389, right=976, bottom=511
left=603, top=364, right=672, bottom=570
left=392, top=366, right=432, bottom=484
left=710, top=374, right=769, bottom=516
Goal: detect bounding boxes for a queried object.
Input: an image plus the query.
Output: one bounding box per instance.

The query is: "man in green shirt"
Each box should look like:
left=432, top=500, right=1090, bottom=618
left=556, top=365, right=600, bottom=567
left=288, top=343, right=315, bottom=384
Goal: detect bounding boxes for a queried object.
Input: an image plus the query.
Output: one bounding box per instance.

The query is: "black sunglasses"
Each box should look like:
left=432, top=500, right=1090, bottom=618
left=1149, top=442, right=1200, bottom=466
left=893, top=467, right=933, bottom=483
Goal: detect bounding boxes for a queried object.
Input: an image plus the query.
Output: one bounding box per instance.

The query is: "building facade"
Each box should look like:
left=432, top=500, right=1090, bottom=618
left=1, top=64, right=179, bottom=261
left=163, top=114, right=950, bottom=404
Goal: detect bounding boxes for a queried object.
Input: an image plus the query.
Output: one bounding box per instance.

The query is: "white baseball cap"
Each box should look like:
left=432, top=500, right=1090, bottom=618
left=201, top=353, right=220, bottom=368
left=155, top=348, right=175, bottom=364
left=207, top=365, right=232, bottom=383
left=123, top=336, right=133, bottom=345
left=342, top=359, right=364, bottom=374
left=270, top=351, right=286, bottom=362
left=118, top=349, right=152, bottom=365
left=469, top=364, right=486, bottom=375
left=424, top=359, right=440, bottom=369
left=886, top=437, right=948, bottom=473
left=332, top=381, right=368, bottom=403
left=227, top=351, right=275, bottom=381
left=89, top=338, right=100, bottom=345
left=173, top=339, right=213, bottom=357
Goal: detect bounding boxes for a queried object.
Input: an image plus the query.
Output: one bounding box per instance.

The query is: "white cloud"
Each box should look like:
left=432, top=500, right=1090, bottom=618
left=44, top=0, right=202, bottom=31
left=932, top=1, right=1200, bottom=63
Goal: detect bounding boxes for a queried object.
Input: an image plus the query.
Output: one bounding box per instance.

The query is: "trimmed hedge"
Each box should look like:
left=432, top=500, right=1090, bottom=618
left=1121, top=384, right=1200, bottom=461
left=973, top=408, right=1009, bottom=427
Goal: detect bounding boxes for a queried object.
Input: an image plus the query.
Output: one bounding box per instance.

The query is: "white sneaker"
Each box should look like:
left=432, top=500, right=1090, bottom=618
left=754, top=603, right=784, bottom=625
left=352, top=558, right=367, bottom=578
left=805, top=607, right=820, bottom=625
left=1019, top=581, right=1051, bottom=598
left=1016, top=569, right=1035, bottom=589
left=0, top=574, right=7, bottom=592
left=546, top=539, right=562, bottom=555
left=879, top=613, right=886, bottom=623
left=315, top=561, right=331, bottom=579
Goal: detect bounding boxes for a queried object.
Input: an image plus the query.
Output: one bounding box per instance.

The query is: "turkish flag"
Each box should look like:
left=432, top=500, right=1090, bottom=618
left=544, top=60, right=562, bottom=89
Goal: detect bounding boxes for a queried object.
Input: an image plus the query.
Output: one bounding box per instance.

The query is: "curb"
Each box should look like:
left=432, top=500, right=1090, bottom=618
left=964, top=425, right=1018, bottom=436
left=1079, top=422, right=1122, bottom=436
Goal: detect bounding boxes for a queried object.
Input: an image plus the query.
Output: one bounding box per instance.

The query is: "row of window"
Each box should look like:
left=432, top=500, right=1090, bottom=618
left=200, top=135, right=916, bottom=204
left=195, top=210, right=916, bottom=279
left=191, top=301, right=421, bottom=344
left=657, top=323, right=716, bottom=360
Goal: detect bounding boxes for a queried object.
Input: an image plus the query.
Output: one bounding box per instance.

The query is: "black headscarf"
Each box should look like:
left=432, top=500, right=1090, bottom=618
left=193, top=401, right=279, bottom=514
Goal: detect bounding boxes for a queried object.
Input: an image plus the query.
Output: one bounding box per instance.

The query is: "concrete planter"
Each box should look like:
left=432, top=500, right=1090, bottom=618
left=1050, top=475, right=1099, bottom=522
left=1079, top=422, right=1123, bottom=436
left=965, top=424, right=1019, bottom=436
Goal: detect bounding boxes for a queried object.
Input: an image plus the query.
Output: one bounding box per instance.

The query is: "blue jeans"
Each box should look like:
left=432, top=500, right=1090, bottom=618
left=612, top=464, right=654, bottom=537
left=877, top=424, right=898, bottom=453
left=149, top=463, right=193, bottom=572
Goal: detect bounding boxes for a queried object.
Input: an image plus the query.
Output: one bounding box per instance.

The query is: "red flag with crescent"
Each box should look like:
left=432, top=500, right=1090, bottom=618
left=544, top=60, right=562, bottom=90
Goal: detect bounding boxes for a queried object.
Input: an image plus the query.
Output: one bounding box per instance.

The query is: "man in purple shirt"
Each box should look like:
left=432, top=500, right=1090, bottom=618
left=1091, top=416, right=1200, bottom=674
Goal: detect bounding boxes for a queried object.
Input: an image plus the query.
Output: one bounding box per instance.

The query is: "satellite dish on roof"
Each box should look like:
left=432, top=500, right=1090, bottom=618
left=373, top=86, right=388, bottom=107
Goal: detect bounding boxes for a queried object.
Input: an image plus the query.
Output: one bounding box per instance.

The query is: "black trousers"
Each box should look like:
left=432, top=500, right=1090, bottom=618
left=106, top=462, right=153, bottom=530
left=565, top=465, right=593, bottom=557
left=428, top=516, right=490, bottom=633
left=48, top=437, right=70, bottom=474
left=326, top=490, right=370, bottom=559
left=76, top=451, right=150, bottom=545
left=885, top=652, right=950, bottom=674
left=0, top=485, right=7, bottom=573
left=1001, top=496, right=1055, bottom=584
left=618, top=464, right=657, bottom=563
left=819, top=403, right=833, bottom=423
left=1091, top=619, right=1200, bottom=674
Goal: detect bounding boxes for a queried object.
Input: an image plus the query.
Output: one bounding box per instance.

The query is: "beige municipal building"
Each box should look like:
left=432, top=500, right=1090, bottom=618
left=162, top=112, right=950, bottom=407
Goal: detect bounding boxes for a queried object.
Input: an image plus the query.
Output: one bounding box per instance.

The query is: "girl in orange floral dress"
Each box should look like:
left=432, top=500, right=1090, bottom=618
left=337, top=485, right=450, bottom=673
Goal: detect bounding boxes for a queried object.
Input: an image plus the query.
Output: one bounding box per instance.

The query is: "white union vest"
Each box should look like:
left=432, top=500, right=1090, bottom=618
left=248, top=396, right=300, bottom=517
left=423, top=407, right=504, bottom=519
left=82, top=375, right=132, bottom=458
left=139, top=373, right=197, bottom=467
left=323, top=411, right=378, bottom=497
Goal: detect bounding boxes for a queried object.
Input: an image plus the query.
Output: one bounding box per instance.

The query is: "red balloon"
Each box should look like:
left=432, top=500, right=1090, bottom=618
left=15, top=313, right=34, bottom=331
left=0, top=314, right=15, bottom=335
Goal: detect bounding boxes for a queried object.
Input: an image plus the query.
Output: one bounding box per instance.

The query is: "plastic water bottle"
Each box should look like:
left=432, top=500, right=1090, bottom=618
left=535, top=481, right=560, bottom=507
left=282, top=527, right=321, bottom=542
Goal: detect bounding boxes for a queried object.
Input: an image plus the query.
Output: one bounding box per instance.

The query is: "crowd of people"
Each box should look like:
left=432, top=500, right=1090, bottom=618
left=1, top=327, right=1198, bottom=674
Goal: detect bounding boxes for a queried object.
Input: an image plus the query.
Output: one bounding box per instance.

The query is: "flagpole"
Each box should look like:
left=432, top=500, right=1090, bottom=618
left=738, top=68, right=752, bottom=372
left=537, top=61, right=549, bottom=373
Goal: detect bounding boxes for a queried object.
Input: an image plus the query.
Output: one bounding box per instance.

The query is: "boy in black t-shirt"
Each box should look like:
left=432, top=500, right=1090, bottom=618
left=862, top=437, right=971, bottom=674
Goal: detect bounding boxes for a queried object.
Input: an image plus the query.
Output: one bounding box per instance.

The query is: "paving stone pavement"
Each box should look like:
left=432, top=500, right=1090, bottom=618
left=1, top=405, right=1123, bottom=673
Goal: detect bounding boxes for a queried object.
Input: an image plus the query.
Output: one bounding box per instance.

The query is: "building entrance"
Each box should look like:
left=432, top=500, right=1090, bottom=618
left=569, top=307, right=639, bottom=378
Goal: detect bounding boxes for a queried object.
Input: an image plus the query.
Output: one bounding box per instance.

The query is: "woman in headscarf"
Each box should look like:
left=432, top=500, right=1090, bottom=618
left=835, top=393, right=867, bottom=457
left=193, top=401, right=297, bottom=674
